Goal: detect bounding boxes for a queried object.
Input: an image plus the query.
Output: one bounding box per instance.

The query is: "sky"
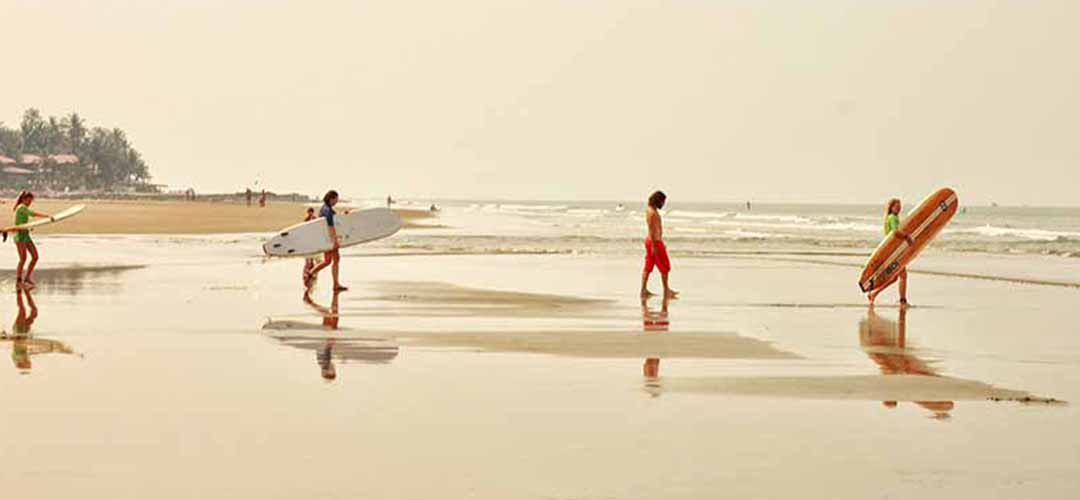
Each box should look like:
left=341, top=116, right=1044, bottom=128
left=1, top=0, right=1077, bottom=205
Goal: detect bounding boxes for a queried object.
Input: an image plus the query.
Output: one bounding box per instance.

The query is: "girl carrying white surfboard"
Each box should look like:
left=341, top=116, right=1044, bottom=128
left=305, top=190, right=348, bottom=292
left=5, top=191, right=54, bottom=290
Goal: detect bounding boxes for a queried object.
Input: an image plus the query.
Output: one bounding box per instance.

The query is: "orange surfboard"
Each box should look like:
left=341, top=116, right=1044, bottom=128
left=859, top=188, right=959, bottom=293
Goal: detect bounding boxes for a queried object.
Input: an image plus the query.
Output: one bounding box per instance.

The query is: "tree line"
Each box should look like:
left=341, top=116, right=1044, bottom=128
left=0, top=109, right=152, bottom=191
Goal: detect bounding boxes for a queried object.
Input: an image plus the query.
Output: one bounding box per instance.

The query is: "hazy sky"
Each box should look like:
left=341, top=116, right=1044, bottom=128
left=2, top=0, right=1077, bottom=205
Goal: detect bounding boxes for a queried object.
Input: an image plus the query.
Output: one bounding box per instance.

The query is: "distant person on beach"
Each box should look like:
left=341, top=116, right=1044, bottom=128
left=302, top=207, right=320, bottom=287
left=386, top=195, right=393, bottom=208
left=258, top=190, right=267, bottom=208
left=5, top=192, right=53, bottom=290
left=306, top=190, right=347, bottom=291
left=246, top=188, right=253, bottom=206
left=641, top=191, right=677, bottom=299
left=868, top=198, right=913, bottom=306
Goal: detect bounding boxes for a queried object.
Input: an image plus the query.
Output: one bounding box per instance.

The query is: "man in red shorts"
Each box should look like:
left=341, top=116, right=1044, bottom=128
left=641, top=190, right=678, bottom=299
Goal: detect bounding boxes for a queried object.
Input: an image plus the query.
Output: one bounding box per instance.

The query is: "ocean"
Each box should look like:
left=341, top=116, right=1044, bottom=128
left=380, top=199, right=1080, bottom=260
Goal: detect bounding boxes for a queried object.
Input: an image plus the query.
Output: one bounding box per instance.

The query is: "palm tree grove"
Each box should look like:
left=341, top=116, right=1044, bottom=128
left=0, top=109, right=153, bottom=194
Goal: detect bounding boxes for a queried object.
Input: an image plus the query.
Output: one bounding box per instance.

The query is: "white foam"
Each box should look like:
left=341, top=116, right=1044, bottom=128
left=666, top=210, right=734, bottom=220
left=952, top=225, right=1080, bottom=241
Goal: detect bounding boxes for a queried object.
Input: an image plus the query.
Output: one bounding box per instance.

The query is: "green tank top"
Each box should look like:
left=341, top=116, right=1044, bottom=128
left=883, top=213, right=900, bottom=236
left=13, top=204, right=32, bottom=243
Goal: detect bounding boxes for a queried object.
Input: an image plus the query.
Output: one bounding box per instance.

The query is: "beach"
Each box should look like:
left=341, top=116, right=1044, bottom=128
left=1, top=202, right=1078, bottom=499
left=14, top=199, right=435, bottom=235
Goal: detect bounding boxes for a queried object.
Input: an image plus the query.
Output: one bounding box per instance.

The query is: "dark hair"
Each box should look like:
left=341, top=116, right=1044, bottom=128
left=886, top=198, right=901, bottom=216
left=323, top=190, right=339, bottom=204
left=648, top=190, right=667, bottom=209
left=13, top=191, right=33, bottom=211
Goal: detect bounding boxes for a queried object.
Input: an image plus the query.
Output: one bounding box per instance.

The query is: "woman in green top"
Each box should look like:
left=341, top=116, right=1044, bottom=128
left=869, top=198, right=912, bottom=306
left=9, top=191, right=53, bottom=289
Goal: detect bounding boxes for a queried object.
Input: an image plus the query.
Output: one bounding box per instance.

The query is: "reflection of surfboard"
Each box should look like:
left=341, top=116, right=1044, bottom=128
left=262, top=208, right=401, bottom=257
left=859, top=188, right=958, bottom=293
left=0, top=205, right=85, bottom=234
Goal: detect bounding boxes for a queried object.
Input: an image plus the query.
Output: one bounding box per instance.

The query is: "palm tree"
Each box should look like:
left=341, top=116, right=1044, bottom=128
left=63, top=113, right=86, bottom=153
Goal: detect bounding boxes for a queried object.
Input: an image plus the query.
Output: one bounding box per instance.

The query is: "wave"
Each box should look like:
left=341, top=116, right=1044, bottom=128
left=666, top=210, right=734, bottom=220
left=566, top=208, right=609, bottom=217
left=732, top=213, right=812, bottom=223
left=951, top=225, right=1080, bottom=241
left=496, top=204, right=570, bottom=212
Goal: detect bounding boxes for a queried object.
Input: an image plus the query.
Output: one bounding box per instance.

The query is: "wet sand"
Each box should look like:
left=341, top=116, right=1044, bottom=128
left=1, top=236, right=1078, bottom=499
left=18, top=199, right=434, bottom=234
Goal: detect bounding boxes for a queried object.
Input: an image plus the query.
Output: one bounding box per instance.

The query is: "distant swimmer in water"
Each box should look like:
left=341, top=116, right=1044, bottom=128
left=302, top=207, right=321, bottom=288
left=306, top=190, right=348, bottom=292
left=3, top=191, right=53, bottom=290
left=868, top=198, right=913, bottom=306
left=641, top=191, right=678, bottom=299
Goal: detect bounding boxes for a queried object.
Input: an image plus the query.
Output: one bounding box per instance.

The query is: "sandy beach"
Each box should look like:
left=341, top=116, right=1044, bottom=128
left=11, top=199, right=435, bottom=234
left=1, top=218, right=1077, bottom=499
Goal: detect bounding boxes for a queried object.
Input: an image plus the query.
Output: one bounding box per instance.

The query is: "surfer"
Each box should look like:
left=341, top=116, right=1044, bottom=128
left=306, top=190, right=348, bottom=291
left=640, top=191, right=677, bottom=299
left=6, top=192, right=53, bottom=290
left=868, top=198, right=914, bottom=306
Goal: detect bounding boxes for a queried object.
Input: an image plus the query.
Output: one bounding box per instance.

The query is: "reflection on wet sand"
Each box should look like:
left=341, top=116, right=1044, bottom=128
left=0, top=288, right=81, bottom=373
left=351, top=281, right=615, bottom=318
left=0, top=264, right=144, bottom=295
left=658, top=308, right=1056, bottom=411
left=642, top=296, right=670, bottom=397
left=362, top=281, right=794, bottom=360
left=861, top=306, right=954, bottom=418
left=263, top=289, right=399, bottom=381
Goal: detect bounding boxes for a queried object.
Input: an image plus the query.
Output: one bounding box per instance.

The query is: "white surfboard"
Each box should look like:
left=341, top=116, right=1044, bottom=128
left=1, top=204, right=85, bottom=234
left=262, top=207, right=402, bottom=257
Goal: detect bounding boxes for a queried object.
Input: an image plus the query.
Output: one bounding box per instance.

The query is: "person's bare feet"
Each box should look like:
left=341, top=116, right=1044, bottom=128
left=641, top=289, right=656, bottom=299
left=333, top=284, right=349, bottom=292
left=664, top=289, right=679, bottom=299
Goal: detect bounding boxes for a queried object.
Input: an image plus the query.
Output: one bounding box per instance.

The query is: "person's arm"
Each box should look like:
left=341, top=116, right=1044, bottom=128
left=895, top=228, right=914, bottom=245
left=327, top=224, right=339, bottom=249
left=29, top=210, right=54, bottom=221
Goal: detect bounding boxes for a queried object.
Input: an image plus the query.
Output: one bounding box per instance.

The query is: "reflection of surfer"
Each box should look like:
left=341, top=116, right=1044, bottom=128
left=641, top=296, right=670, bottom=385
left=3, top=288, right=79, bottom=373
left=868, top=198, right=913, bottom=306
left=304, top=288, right=341, bottom=330
left=305, top=289, right=341, bottom=380
left=860, top=307, right=953, bottom=419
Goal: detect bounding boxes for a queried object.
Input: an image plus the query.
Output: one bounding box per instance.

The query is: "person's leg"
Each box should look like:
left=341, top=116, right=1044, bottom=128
left=25, top=242, right=38, bottom=285
left=661, top=272, right=678, bottom=298
left=658, top=243, right=676, bottom=298
left=15, top=242, right=27, bottom=285
left=898, top=269, right=908, bottom=305
left=308, top=251, right=333, bottom=279
left=640, top=271, right=654, bottom=298
left=867, top=274, right=899, bottom=304
left=331, top=251, right=347, bottom=291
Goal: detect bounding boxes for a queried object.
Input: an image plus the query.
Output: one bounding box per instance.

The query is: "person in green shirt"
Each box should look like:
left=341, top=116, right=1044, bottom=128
left=869, top=198, right=913, bottom=306
left=7, top=191, right=53, bottom=289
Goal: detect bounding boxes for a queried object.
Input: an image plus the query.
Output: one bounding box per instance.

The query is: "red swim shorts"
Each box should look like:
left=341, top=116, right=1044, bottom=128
left=644, top=239, right=671, bottom=274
